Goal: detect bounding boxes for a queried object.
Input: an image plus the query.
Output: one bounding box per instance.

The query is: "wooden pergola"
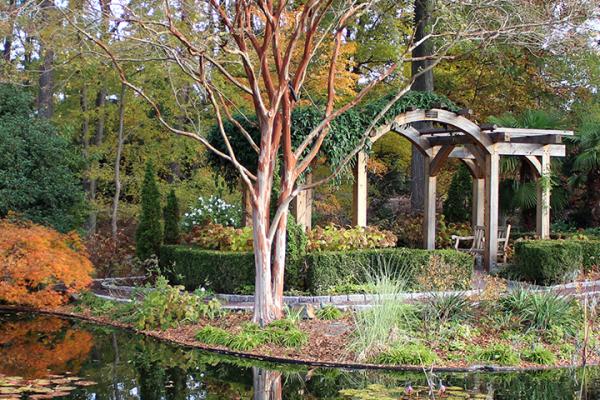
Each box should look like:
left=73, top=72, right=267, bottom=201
left=293, top=108, right=573, bottom=271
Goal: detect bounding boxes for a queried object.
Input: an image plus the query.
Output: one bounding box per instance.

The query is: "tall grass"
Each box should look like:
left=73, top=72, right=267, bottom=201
left=350, top=255, right=417, bottom=361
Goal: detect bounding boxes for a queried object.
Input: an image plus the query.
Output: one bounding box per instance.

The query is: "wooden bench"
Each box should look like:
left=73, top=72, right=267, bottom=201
left=451, top=225, right=511, bottom=263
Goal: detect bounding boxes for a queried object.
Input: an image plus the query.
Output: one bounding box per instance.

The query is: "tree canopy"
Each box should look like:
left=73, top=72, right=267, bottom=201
left=0, top=85, right=86, bottom=232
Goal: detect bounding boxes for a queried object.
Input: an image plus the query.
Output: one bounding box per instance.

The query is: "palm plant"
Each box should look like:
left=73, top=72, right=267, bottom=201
left=488, top=110, right=568, bottom=229
left=568, top=108, right=600, bottom=225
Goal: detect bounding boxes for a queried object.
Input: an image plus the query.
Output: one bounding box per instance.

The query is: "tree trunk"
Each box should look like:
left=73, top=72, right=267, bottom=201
left=86, top=86, right=107, bottom=234
left=111, top=83, right=126, bottom=240
left=252, top=197, right=275, bottom=326
left=37, top=47, right=54, bottom=119
left=410, top=0, right=434, bottom=213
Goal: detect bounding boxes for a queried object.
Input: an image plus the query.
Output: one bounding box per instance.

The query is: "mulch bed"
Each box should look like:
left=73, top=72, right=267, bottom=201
left=1, top=304, right=598, bottom=373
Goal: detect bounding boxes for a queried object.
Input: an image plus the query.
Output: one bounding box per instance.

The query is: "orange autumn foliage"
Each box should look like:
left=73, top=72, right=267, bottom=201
left=0, top=219, right=94, bottom=307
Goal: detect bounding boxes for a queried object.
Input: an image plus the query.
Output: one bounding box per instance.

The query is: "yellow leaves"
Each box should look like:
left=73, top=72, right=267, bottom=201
left=0, top=220, right=94, bottom=308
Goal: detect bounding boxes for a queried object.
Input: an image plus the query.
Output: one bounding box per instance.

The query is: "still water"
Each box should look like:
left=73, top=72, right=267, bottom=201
left=0, top=312, right=599, bottom=399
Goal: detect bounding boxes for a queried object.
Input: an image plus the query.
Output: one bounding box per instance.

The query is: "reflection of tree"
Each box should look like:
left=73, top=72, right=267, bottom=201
left=252, top=368, right=282, bottom=400
left=0, top=316, right=93, bottom=379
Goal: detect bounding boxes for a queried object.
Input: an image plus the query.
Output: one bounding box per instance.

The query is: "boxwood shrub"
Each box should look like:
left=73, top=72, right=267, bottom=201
left=512, top=239, right=600, bottom=285
left=160, top=245, right=474, bottom=294
left=304, top=248, right=473, bottom=294
left=160, top=245, right=255, bottom=293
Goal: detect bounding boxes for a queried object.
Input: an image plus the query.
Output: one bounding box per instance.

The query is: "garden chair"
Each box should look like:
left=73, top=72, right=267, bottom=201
left=452, top=225, right=511, bottom=263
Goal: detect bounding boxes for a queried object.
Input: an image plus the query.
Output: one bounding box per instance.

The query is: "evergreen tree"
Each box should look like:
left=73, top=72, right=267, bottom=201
left=443, top=163, right=472, bottom=223
left=136, top=162, right=163, bottom=260
left=163, top=189, right=180, bottom=244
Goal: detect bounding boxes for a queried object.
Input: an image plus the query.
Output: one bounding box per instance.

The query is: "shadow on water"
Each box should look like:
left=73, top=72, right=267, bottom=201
left=0, top=312, right=599, bottom=399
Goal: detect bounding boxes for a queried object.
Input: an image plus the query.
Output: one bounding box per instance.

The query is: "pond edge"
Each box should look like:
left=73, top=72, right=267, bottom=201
left=0, top=305, right=595, bottom=374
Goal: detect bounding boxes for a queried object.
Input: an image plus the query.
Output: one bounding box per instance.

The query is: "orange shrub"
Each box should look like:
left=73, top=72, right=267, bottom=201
left=0, top=219, right=94, bottom=307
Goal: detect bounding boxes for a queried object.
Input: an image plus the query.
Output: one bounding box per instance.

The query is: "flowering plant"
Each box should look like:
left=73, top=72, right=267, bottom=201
left=182, top=196, right=241, bottom=229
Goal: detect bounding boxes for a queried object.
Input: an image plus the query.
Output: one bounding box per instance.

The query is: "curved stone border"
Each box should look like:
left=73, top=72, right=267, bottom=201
left=90, top=277, right=600, bottom=311
left=0, top=305, right=594, bottom=374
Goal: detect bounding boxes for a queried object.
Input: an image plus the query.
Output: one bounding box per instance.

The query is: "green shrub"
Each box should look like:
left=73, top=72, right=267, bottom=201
left=132, top=277, right=223, bottom=330
left=513, top=240, right=583, bottom=285
left=136, top=161, right=163, bottom=260
left=160, top=246, right=473, bottom=294
left=286, top=215, right=308, bottom=289
left=182, top=195, right=241, bottom=229
left=574, top=239, right=600, bottom=272
left=0, top=84, right=86, bottom=232
left=163, top=189, right=180, bottom=245
left=307, top=224, right=397, bottom=251
left=316, top=305, right=343, bottom=320
left=375, top=343, right=438, bottom=365
left=160, top=246, right=255, bottom=293
left=305, top=248, right=473, bottom=294
left=195, top=326, right=232, bottom=346
left=472, top=343, right=520, bottom=366
left=521, top=345, right=557, bottom=365
left=443, top=163, right=472, bottom=223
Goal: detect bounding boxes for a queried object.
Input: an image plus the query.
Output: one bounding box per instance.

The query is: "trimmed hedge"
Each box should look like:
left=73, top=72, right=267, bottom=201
left=512, top=239, right=600, bottom=285
left=160, top=245, right=255, bottom=293
left=160, top=245, right=474, bottom=294
left=304, top=249, right=473, bottom=294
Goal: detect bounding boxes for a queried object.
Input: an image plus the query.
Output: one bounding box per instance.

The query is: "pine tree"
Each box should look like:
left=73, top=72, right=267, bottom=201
left=443, top=163, right=473, bottom=223
left=163, top=189, right=180, bottom=244
left=136, top=161, right=163, bottom=260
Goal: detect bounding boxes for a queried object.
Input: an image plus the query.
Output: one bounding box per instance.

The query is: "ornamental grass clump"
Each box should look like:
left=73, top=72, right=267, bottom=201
left=350, top=257, right=417, bottom=361
left=500, top=289, right=580, bottom=335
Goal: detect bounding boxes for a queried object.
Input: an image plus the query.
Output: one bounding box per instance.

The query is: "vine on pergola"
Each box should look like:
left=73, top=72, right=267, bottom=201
left=207, top=90, right=459, bottom=188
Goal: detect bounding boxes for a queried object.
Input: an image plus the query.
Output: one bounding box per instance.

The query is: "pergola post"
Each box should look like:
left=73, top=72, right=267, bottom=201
left=472, top=178, right=485, bottom=227
left=352, top=150, right=368, bottom=227
left=423, top=157, right=436, bottom=250
left=292, top=173, right=312, bottom=231
left=484, top=151, right=500, bottom=272
left=536, top=147, right=551, bottom=239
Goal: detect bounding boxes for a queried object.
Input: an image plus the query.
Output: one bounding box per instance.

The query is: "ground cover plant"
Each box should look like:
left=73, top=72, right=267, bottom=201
left=68, top=274, right=599, bottom=369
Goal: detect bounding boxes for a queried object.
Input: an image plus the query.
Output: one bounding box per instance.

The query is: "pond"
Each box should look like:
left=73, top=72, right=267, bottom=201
left=0, top=312, right=599, bottom=400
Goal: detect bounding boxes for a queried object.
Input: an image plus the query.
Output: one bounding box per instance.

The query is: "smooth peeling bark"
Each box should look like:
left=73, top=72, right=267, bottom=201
left=271, top=207, right=288, bottom=317
left=252, top=202, right=274, bottom=327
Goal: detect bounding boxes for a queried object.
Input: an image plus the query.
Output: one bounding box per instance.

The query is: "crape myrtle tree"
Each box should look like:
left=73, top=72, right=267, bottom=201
left=64, top=0, right=593, bottom=325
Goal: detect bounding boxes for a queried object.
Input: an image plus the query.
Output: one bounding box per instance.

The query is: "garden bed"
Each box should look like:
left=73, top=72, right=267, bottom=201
left=9, top=273, right=597, bottom=373
left=1, top=302, right=597, bottom=373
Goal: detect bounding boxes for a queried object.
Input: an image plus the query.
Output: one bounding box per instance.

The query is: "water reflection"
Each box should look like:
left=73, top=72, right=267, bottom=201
left=0, top=312, right=599, bottom=399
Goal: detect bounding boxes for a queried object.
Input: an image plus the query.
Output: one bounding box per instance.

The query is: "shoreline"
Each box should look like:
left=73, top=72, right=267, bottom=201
left=1, top=305, right=596, bottom=374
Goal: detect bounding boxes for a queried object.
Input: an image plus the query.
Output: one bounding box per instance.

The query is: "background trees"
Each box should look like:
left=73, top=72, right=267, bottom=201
left=0, top=85, right=86, bottom=232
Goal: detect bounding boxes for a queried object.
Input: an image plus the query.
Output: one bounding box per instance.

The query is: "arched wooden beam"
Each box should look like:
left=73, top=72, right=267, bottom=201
left=392, top=109, right=493, bottom=152
left=371, top=119, right=433, bottom=157
left=461, top=159, right=484, bottom=179
left=524, top=155, right=542, bottom=177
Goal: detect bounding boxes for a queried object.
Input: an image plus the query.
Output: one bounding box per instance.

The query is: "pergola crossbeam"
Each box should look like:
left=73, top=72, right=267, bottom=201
left=336, top=109, right=569, bottom=273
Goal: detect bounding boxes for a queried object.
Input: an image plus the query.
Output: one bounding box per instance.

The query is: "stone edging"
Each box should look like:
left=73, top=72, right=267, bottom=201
left=94, top=277, right=600, bottom=311
left=0, top=305, right=593, bottom=374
